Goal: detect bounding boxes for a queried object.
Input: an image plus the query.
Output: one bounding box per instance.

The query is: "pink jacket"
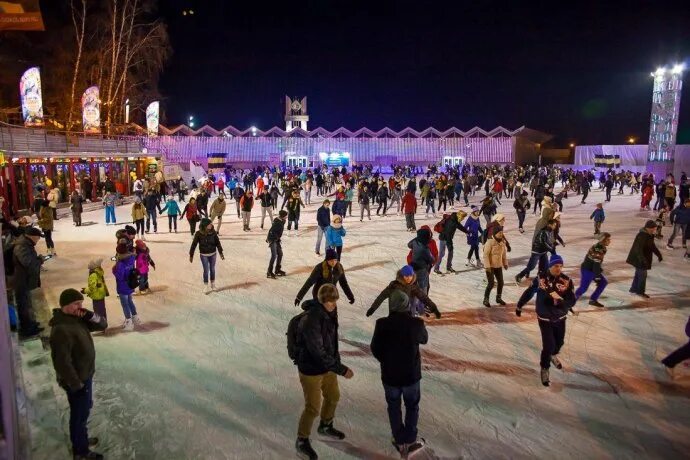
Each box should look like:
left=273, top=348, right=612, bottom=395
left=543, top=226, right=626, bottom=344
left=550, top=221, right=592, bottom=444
left=135, top=250, right=152, bottom=274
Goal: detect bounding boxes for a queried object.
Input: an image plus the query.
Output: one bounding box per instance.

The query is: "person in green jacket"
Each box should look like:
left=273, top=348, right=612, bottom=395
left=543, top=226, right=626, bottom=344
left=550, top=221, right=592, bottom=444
left=49, top=288, right=107, bottom=460
left=81, top=258, right=109, bottom=321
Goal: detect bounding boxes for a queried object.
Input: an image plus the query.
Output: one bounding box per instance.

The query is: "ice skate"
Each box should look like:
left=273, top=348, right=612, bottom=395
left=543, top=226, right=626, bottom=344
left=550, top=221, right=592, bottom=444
left=540, top=368, right=550, bottom=386
left=266, top=272, right=276, bottom=279
left=317, top=421, right=345, bottom=440
left=406, top=438, right=426, bottom=457
left=551, top=355, right=563, bottom=370
left=73, top=451, right=104, bottom=460
left=433, top=268, right=443, bottom=275
left=482, top=298, right=491, bottom=308
left=446, top=267, right=457, bottom=274
left=588, top=299, right=605, bottom=308
left=275, top=269, right=287, bottom=277
left=495, top=297, right=506, bottom=306
left=131, top=315, right=142, bottom=326
left=295, top=437, right=318, bottom=460
left=465, top=259, right=472, bottom=267
left=663, top=364, right=675, bottom=379
left=666, top=244, right=674, bottom=250
left=122, top=318, right=134, bottom=331
left=204, top=283, right=211, bottom=294
left=210, top=281, right=216, bottom=291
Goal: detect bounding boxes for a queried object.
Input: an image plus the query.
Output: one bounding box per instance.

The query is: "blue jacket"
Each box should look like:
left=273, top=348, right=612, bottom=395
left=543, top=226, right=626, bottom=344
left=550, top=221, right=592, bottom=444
left=590, top=208, right=605, bottom=222
left=332, top=200, right=347, bottom=216
left=325, top=225, right=346, bottom=248
left=113, top=255, right=136, bottom=295
left=670, top=204, right=690, bottom=225
left=464, top=215, right=482, bottom=245
left=160, top=200, right=181, bottom=216
left=317, top=206, right=331, bottom=228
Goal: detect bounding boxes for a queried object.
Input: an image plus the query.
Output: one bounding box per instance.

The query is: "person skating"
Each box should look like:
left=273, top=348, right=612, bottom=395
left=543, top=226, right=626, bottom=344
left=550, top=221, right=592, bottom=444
left=189, top=218, right=225, bottom=292
left=661, top=315, right=690, bottom=379
left=515, top=219, right=557, bottom=283
left=325, top=215, right=346, bottom=261
left=370, top=290, right=428, bottom=457
left=12, top=227, right=45, bottom=338
left=482, top=227, right=509, bottom=307
left=135, top=239, right=156, bottom=295
left=182, top=197, right=200, bottom=235
left=295, top=248, right=355, bottom=306
left=70, top=190, right=84, bottom=226
left=196, top=189, right=209, bottom=218
left=233, top=184, right=245, bottom=218
left=464, top=206, right=483, bottom=267
left=38, top=199, right=56, bottom=256
left=143, top=189, right=162, bottom=234
left=81, top=258, right=109, bottom=321
left=358, top=184, right=372, bottom=221
left=479, top=194, right=497, bottom=226
left=287, top=190, right=305, bottom=235
left=580, top=179, right=590, bottom=204
left=402, top=189, right=417, bottom=232
left=389, top=183, right=402, bottom=215
left=590, top=203, right=605, bottom=235
left=266, top=210, right=288, bottom=278
left=112, top=243, right=141, bottom=330
left=293, top=284, right=354, bottom=460
left=131, top=197, right=146, bottom=239
left=259, top=188, right=274, bottom=230
left=314, top=199, right=330, bottom=256
left=159, top=197, right=182, bottom=233
left=49, top=288, right=107, bottom=460
left=534, top=196, right=555, bottom=233
left=666, top=198, right=690, bottom=250
left=376, top=182, right=390, bottom=216
left=513, top=191, right=530, bottom=233
left=366, top=265, right=441, bottom=318
left=240, top=190, right=255, bottom=232
left=433, top=211, right=467, bottom=274
left=575, top=232, right=611, bottom=308
left=515, top=255, right=575, bottom=386
left=209, top=194, right=227, bottom=235
left=407, top=227, right=436, bottom=314
left=626, top=220, right=662, bottom=299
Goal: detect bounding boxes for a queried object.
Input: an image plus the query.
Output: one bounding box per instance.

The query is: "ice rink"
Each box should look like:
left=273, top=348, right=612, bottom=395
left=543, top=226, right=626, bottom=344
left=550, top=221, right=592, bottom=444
left=19, top=185, right=690, bottom=459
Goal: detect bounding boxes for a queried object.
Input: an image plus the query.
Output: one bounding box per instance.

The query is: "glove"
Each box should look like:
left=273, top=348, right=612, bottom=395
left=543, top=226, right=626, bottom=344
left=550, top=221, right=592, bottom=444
left=434, top=310, right=441, bottom=319
left=348, top=298, right=355, bottom=304
left=515, top=307, right=522, bottom=317
left=220, top=253, right=225, bottom=260
left=365, top=308, right=374, bottom=317
left=294, top=298, right=301, bottom=307
left=189, top=255, right=193, bottom=263
left=658, top=256, right=663, bottom=263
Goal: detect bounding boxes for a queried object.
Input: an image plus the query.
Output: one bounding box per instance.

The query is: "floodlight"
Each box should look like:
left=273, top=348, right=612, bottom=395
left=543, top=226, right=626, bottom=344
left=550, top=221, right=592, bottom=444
left=672, top=64, right=685, bottom=74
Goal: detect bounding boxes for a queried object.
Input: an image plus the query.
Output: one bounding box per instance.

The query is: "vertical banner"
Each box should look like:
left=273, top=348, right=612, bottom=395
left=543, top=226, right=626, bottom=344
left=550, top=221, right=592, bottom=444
left=81, top=86, right=101, bottom=133
left=19, top=67, right=44, bottom=127
left=146, top=101, right=159, bottom=136
left=0, top=0, right=44, bottom=31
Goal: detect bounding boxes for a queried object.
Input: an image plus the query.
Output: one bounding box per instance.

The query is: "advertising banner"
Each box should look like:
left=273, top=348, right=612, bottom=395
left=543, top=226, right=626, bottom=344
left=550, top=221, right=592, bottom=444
left=0, top=0, right=44, bottom=31
left=146, top=101, right=160, bottom=136
left=81, top=86, right=101, bottom=133
left=19, top=67, right=44, bottom=127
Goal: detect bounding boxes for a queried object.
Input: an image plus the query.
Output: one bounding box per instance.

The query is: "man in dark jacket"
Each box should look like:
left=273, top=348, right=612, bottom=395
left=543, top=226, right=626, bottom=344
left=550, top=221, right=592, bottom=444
left=434, top=210, right=467, bottom=274
left=233, top=185, right=245, bottom=218
left=367, top=266, right=441, bottom=318
left=667, top=198, right=690, bottom=249
left=661, top=315, right=690, bottom=378
left=295, top=284, right=353, bottom=460
left=626, top=220, right=662, bottom=298
left=266, top=210, right=287, bottom=278
left=143, top=189, right=162, bottom=233
left=515, top=219, right=556, bottom=283
left=49, top=288, right=107, bottom=460
left=370, top=290, right=428, bottom=455
left=315, top=199, right=331, bottom=256
left=520, top=254, right=576, bottom=386
left=295, top=248, right=354, bottom=306
left=13, top=227, right=44, bottom=338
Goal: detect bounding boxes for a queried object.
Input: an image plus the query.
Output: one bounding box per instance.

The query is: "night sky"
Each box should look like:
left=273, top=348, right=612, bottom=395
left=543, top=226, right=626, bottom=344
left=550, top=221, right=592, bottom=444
left=158, top=0, right=690, bottom=146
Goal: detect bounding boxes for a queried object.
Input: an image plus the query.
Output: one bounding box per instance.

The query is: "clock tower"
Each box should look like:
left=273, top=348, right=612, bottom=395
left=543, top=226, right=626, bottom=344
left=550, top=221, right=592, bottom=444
left=285, top=96, right=309, bottom=131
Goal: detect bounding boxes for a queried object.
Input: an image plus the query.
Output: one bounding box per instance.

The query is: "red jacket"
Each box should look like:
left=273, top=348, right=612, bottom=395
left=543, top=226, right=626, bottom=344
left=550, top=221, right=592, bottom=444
left=402, top=192, right=417, bottom=214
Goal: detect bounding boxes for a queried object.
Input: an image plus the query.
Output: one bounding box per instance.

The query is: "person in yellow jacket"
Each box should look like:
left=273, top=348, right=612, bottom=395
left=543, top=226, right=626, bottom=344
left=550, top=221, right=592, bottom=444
left=131, top=197, right=146, bottom=239
left=81, top=258, right=109, bottom=321
left=37, top=199, right=56, bottom=256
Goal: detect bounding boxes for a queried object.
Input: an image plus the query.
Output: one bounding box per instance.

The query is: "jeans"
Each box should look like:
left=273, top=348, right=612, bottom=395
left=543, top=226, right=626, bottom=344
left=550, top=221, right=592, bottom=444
left=485, top=267, right=504, bottom=299
left=105, top=205, right=116, bottom=224
left=538, top=319, right=566, bottom=369
left=434, top=240, right=454, bottom=271
left=260, top=206, right=273, bottom=228
left=315, top=226, right=326, bottom=253
left=118, top=293, right=137, bottom=319
left=65, top=377, right=93, bottom=456
left=517, top=252, right=548, bottom=279
left=630, top=268, right=647, bottom=294
left=668, top=223, right=687, bottom=246
left=360, top=203, right=371, bottom=220
left=200, top=253, right=217, bottom=283
left=288, top=218, right=299, bottom=230
left=188, top=218, right=197, bottom=235
left=146, top=210, right=157, bottom=232
left=377, top=200, right=388, bottom=215
left=298, top=372, right=340, bottom=438
left=425, top=201, right=435, bottom=214
left=138, top=273, right=149, bottom=291
left=383, top=381, right=421, bottom=445
left=575, top=269, right=608, bottom=301
left=268, top=241, right=283, bottom=273
left=516, top=210, right=526, bottom=229
left=168, top=215, right=177, bottom=231
left=662, top=341, right=690, bottom=368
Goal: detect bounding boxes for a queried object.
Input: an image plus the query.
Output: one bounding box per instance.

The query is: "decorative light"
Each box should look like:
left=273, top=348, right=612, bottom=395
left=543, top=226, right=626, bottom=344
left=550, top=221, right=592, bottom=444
left=671, top=63, right=685, bottom=74
left=655, top=67, right=666, bottom=77
left=628, top=137, right=635, bottom=144
left=569, top=143, right=575, bottom=148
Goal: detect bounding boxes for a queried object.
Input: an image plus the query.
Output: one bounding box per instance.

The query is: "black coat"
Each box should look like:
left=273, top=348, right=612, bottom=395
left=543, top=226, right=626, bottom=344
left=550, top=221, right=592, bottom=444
left=266, top=217, right=285, bottom=243
left=296, top=300, right=348, bottom=376
left=296, top=261, right=354, bottom=303
left=189, top=229, right=223, bottom=256
left=626, top=229, right=662, bottom=270
left=439, top=215, right=467, bottom=242
left=371, top=312, right=428, bottom=386
left=12, top=234, right=41, bottom=291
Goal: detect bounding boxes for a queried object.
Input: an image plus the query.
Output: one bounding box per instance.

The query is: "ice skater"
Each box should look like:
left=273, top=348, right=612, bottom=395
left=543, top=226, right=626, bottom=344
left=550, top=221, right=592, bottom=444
left=189, top=218, right=225, bottom=293
left=575, top=232, right=610, bottom=307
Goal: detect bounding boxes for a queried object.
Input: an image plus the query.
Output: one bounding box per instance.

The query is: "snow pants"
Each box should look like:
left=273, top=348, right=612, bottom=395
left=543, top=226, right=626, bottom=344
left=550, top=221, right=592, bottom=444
left=298, top=372, right=340, bottom=438
left=538, top=318, right=566, bottom=369
left=384, top=381, right=420, bottom=445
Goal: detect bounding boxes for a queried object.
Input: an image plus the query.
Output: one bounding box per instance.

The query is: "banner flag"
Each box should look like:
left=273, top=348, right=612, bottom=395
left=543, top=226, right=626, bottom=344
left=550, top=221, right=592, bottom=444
left=19, top=66, right=43, bottom=127
left=81, top=86, right=101, bottom=133
left=146, top=101, right=159, bottom=136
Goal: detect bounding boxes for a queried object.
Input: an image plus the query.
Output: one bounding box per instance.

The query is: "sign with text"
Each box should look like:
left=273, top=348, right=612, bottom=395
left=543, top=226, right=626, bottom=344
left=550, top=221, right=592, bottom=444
left=0, top=0, right=44, bottom=30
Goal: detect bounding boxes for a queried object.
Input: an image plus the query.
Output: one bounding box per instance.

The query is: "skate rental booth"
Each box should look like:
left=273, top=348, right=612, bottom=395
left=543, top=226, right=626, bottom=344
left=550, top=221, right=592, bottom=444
left=0, top=123, right=161, bottom=214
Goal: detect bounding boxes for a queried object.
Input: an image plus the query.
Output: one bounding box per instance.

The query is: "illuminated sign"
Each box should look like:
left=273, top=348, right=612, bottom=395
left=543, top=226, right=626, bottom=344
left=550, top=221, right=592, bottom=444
left=146, top=101, right=159, bottom=136
left=82, top=86, right=101, bottom=133
left=20, top=67, right=43, bottom=127
left=319, top=151, right=350, bottom=167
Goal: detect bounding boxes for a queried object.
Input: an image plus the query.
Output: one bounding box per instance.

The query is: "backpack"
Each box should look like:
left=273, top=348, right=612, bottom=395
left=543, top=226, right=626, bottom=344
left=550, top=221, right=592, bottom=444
left=433, top=213, right=451, bottom=233
left=127, top=267, right=140, bottom=289
left=286, top=311, right=309, bottom=364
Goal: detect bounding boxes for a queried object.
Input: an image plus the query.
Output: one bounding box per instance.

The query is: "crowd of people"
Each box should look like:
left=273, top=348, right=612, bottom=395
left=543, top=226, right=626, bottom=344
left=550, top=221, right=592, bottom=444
left=2, top=162, right=689, bottom=460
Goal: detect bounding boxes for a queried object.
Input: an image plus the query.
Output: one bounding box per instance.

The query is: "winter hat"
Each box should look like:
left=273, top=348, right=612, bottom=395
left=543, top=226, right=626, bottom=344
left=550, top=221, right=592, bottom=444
left=279, top=210, right=288, bottom=219
left=25, top=227, right=44, bottom=238
left=87, top=258, right=103, bottom=270
left=543, top=196, right=553, bottom=204
left=470, top=205, right=479, bottom=213
left=59, top=288, right=84, bottom=307
left=124, top=225, right=136, bottom=236
left=548, top=254, right=564, bottom=267
left=200, top=217, right=212, bottom=229
left=400, top=265, right=415, bottom=277
left=492, top=213, right=505, bottom=223
left=135, top=239, right=147, bottom=250
left=644, top=219, right=657, bottom=229
left=116, top=242, right=132, bottom=255
left=325, top=248, right=338, bottom=261
left=598, top=232, right=611, bottom=242
left=388, top=290, right=410, bottom=313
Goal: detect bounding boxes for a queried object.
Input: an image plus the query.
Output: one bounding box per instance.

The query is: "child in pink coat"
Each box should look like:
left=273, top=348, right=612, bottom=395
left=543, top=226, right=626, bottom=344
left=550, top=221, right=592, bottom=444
left=135, top=239, right=156, bottom=294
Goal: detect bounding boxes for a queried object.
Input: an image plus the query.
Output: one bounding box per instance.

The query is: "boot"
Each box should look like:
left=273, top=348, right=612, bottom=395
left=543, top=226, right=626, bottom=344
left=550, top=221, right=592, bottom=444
left=551, top=355, right=563, bottom=370
left=317, top=421, right=345, bottom=440
left=495, top=297, right=506, bottom=306
left=482, top=297, right=491, bottom=308
left=73, top=451, right=103, bottom=460
left=275, top=269, right=287, bottom=277
left=588, top=299, right=605, bottom=308
left=295, top=437, right=318, bottom=460
left=266, top=272, right=276, bottom=279
left=540, top=368, right=550, bottom=386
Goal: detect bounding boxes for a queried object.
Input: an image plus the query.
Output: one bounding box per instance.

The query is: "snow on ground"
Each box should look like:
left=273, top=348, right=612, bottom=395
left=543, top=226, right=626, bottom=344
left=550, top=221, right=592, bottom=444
left=20, top=186, right=690, bottom=459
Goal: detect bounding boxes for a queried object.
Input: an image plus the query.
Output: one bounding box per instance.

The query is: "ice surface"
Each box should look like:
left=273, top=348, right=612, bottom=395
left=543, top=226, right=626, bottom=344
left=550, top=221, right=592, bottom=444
left=20, top=187, right=690, bottom=459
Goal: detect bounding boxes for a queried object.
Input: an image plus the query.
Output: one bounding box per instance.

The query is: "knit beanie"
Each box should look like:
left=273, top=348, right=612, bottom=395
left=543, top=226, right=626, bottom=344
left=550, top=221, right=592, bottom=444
left=325, top=248, right=338, bottom=261
left=400, top=265, right=415, bottom=277
left=279, top=210, right=288, bottom=218
left=124, top=225, right=136, bottom=236
left=388, top=290, right=410, bottom=313
left=200, top=217, right=212, bottom=229
left=87, top=258, right=103, bottom=270
left=59, top=288, right=84, bottom=307
left=644, top=219, right=657, bottom=229
left=549, top=254, right=564, bottom=267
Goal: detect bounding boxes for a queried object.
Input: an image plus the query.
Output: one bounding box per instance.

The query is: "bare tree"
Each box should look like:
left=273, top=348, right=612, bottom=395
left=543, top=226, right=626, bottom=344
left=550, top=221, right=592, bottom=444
left=67, top=0, right=87, bottom=131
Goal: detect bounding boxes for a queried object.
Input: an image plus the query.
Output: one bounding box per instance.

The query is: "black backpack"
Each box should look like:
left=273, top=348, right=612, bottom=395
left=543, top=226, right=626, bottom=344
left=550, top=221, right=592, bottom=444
left=286, top=311, right=309, bottom=364
left=127, top=268, right=140, bottom=289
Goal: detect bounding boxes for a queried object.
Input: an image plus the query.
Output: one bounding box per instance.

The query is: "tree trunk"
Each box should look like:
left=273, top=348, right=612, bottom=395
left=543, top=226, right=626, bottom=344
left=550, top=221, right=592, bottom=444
left=67, top=0, right=87, bottom=131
